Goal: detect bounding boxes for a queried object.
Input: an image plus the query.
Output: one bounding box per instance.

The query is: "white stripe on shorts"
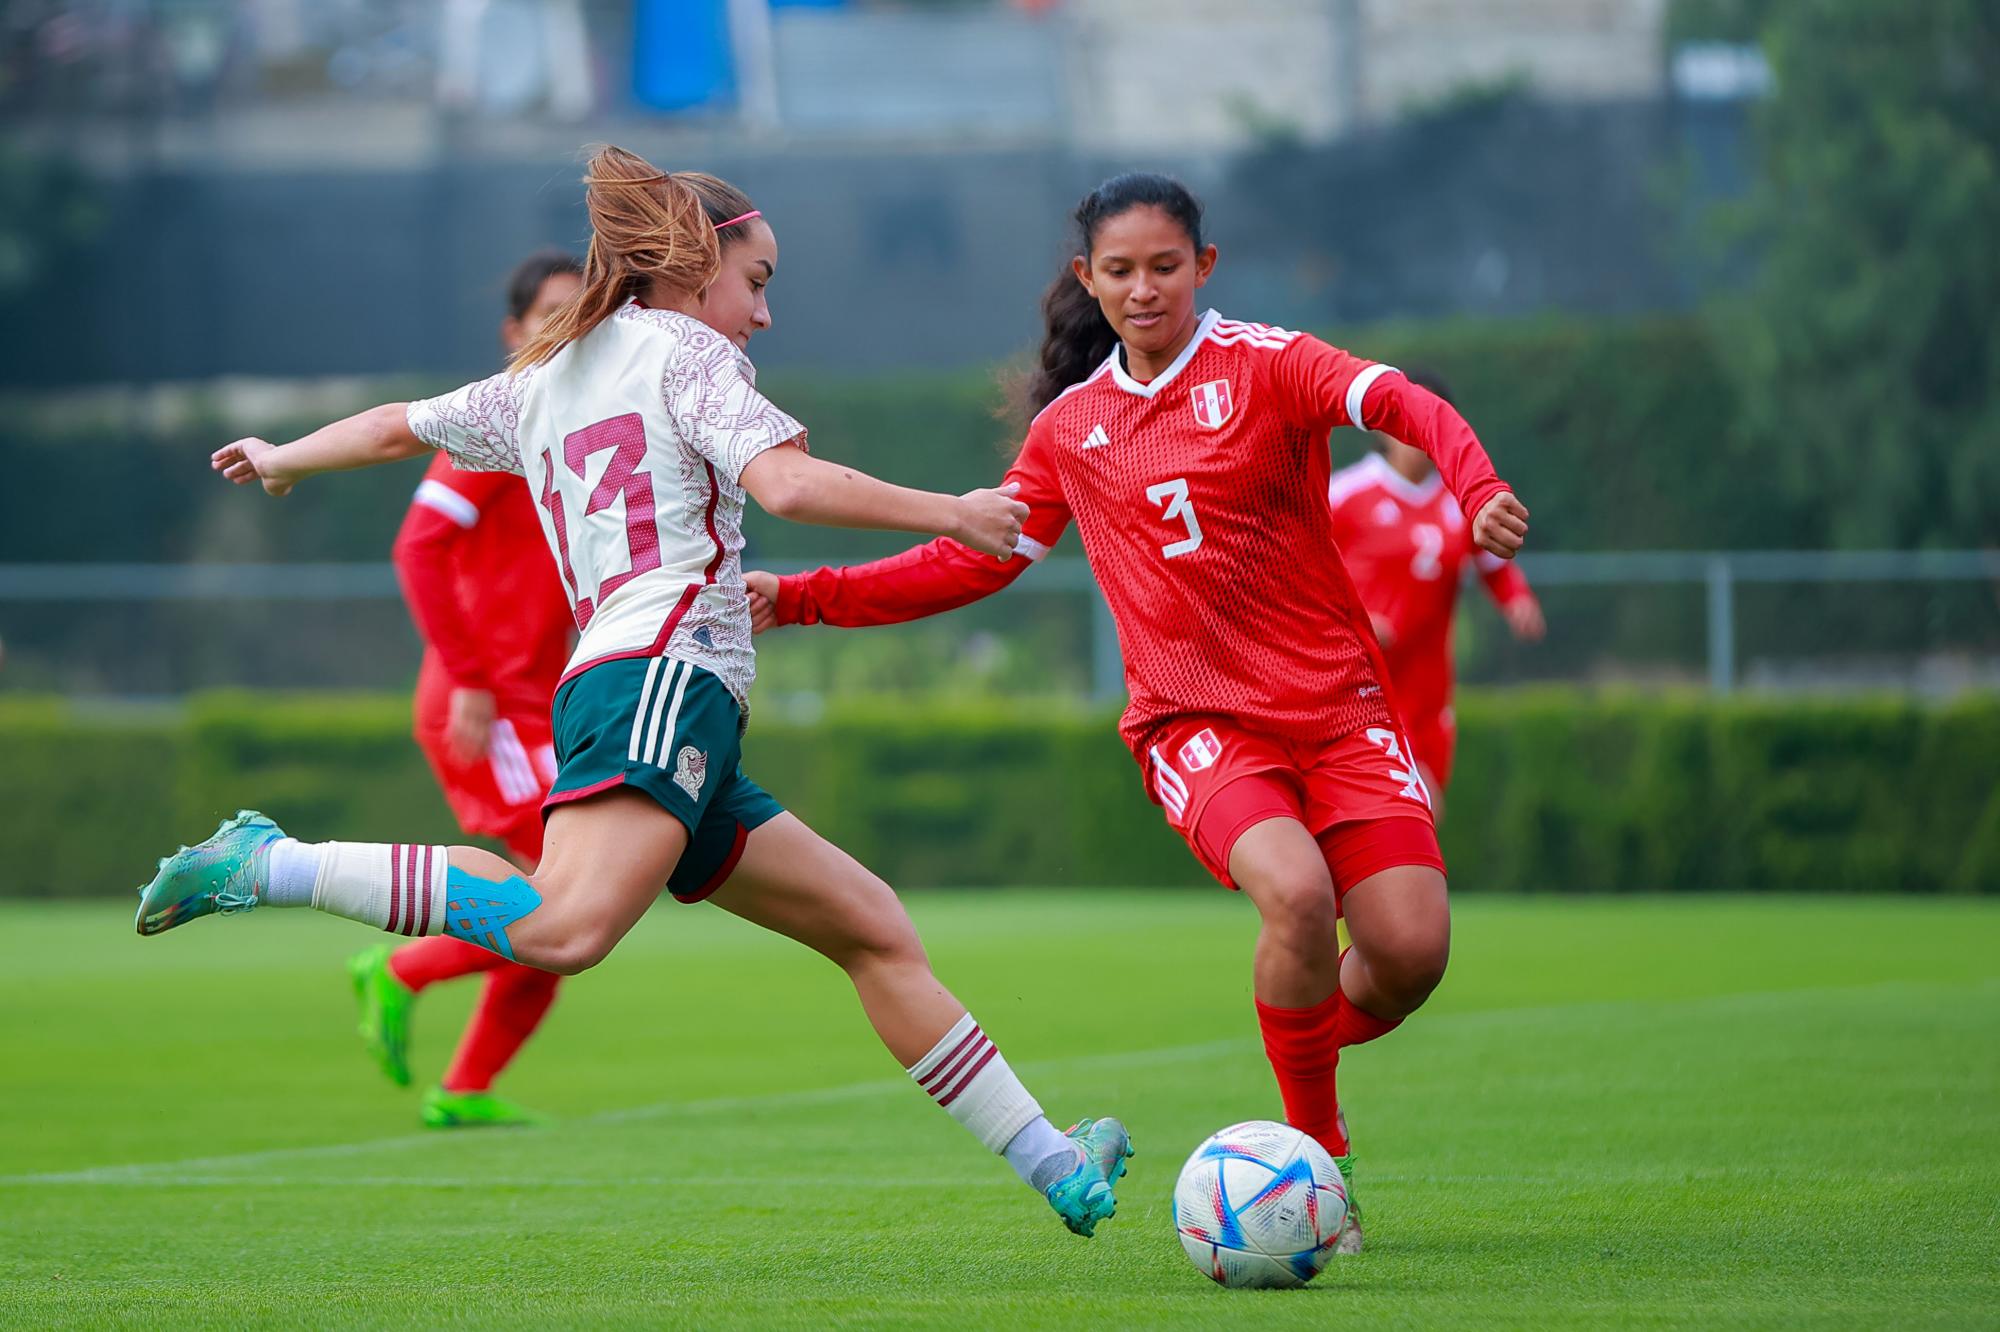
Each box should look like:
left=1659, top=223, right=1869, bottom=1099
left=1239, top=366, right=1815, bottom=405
left=647, top=660, right=694, bottom=768
left=1150, top=746, right=1189, bottom=822
left=627, top=657, right=668, bottom=763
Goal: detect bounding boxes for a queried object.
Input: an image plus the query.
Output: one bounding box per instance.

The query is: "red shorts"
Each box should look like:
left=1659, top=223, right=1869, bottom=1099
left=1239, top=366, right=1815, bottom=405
left=414, top=699, right=557, bottom=865
left=1139, top=717, right=1443, bottom=895
left=1404, top=706, right=1457, bottom=792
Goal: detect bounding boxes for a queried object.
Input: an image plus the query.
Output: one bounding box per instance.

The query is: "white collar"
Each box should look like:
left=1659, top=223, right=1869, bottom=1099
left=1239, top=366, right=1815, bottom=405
left=1106, top=309, right=1222, bottom=398
left=1368, top=451, right=1444, bottom=504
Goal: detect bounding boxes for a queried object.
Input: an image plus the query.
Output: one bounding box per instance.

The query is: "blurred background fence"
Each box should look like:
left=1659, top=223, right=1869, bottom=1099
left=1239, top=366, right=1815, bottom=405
left=4, top=549, right=1998, bottom=701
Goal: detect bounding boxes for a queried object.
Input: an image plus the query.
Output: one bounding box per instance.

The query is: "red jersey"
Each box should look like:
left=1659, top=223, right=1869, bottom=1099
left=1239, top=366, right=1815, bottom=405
left=1327, top=453, right=1537, bottom=726
left=774, top=310, right=1511, bottom=754
left=393, top=453, right=572, bottom=717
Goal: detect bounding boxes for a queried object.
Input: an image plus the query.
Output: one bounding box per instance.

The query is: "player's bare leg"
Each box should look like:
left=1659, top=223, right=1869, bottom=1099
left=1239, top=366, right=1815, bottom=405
left=1232, top=816, right=1344, bottom=1008
left=1232, top=819, right=1448, bottom=1253
left=712, top=812, right=1132, bottom=1236
left=493, top=791, right=686, bottom=972
left=1232, top=816, right=1353, bottom=1166
left=1337, top=864, right=1450, bottom=1022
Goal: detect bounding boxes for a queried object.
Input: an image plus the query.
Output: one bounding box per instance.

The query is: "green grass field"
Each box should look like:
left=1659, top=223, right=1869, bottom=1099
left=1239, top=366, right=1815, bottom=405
left=2, top=892, right=1996, bottom=1329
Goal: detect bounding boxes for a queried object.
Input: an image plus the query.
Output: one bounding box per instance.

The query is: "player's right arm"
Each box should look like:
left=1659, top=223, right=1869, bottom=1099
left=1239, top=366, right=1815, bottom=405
left=215, top=364, right=529, bottom=496
left=755, top=424, right=1073, bottom=631
left=211, top=404, right=430, bottom=497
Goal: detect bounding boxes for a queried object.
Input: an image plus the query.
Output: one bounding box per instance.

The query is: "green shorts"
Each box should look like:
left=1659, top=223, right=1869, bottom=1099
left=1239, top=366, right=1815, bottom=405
left=545, top=655, right=784, bottom=903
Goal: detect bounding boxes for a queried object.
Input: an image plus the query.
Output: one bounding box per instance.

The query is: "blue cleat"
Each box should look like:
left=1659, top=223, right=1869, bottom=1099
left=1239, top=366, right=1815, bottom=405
left=134, top=810, right=284, bottom=937
left=1043, top=1116, right=1134, bottom=1237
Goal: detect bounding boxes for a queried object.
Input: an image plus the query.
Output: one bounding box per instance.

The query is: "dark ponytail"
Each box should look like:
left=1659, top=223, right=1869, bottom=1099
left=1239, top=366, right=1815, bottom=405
left=1018, top=172, right=1206, bottom=418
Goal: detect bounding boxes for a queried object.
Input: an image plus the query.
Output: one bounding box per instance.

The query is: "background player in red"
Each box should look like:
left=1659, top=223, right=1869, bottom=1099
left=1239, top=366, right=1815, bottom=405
left=347, top=248, right=582, bottom=1129
left=1327, top=366, right=1545, bottom=814
left=748, top=173, right=1530, bottom=1251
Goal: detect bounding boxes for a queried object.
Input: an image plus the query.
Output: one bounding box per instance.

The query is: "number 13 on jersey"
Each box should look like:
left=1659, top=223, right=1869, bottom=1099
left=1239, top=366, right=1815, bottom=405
left=1146, top=477, right=1204, bottom=559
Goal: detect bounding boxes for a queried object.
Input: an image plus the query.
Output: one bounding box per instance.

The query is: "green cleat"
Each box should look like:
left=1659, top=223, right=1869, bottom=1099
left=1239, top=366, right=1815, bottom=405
left=1043, top=1116, right=1134, bottom=1237
left=134, top=810, right=284, bottom=937
left=347, top=945, right=415, bottom=1088
left=1333, top=1152, right=1364, bottom=1254
left=421, top=1087, right=549, bottom=1129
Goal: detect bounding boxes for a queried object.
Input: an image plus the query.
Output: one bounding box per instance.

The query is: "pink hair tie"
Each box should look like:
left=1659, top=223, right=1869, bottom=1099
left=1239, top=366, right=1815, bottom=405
left=715, top=209, right=762, bottom=231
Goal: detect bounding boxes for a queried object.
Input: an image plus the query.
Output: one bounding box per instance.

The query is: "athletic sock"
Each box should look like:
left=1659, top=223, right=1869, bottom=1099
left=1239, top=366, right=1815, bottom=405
left=1255, top=990, right=1350, bottom=1158
left=907, top=1013, right=1071, bottom=1190
left=441, top=964, right=561, bottom=1093
left=388, top=936, right=506, bottom=992
left=1002, top=1115, right=1084, bottom=1193
left=282, top=840, right=450, bottom=937
left=263, top=838, right=323, bottom=907
left=1331, top=992, right=1402, bottom=1050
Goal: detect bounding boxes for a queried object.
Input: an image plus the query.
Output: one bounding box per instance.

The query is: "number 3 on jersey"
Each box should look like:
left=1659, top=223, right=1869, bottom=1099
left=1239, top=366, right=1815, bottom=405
left=538, top=412, right=662, bottom=629
left=1146, top=477, right=1204, bottom=559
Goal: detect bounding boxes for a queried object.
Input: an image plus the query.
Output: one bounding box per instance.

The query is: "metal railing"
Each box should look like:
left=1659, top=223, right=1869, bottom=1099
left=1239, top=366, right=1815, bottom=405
left=3, top=550, right=1996, bottom=700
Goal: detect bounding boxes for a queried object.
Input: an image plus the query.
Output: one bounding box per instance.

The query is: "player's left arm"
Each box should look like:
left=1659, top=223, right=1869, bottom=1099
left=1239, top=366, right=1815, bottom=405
left=1472, top=544, right=1544, bottom=640
left=1274, top=337, right=1528, bottom=560
left=1475, top=548, right=1546, bottom=641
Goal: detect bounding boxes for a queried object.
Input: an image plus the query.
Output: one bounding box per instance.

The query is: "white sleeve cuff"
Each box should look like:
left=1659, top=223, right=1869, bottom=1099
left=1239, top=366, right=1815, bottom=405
left=1344, top=363, right=1399, bottom=430
left=413, top=479, right=479, bottom=528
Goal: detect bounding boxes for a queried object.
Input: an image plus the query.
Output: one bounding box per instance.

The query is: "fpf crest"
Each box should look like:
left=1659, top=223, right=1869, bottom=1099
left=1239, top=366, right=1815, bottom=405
left=1190, top=379, right=1233, bottom=430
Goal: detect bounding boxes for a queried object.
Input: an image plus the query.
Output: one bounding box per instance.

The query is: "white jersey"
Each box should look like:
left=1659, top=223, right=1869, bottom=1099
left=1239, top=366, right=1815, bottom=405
left=406, top=301, right=804, bottom=708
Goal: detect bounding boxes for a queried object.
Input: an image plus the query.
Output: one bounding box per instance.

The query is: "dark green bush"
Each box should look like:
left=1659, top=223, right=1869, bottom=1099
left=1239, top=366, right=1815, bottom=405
left=4, top=690, right=1993, bottom=898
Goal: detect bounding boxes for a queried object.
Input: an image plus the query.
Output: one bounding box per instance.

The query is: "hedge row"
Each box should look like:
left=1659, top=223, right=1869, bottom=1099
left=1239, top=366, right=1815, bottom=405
left=4, top=690, right=1994, bottom=899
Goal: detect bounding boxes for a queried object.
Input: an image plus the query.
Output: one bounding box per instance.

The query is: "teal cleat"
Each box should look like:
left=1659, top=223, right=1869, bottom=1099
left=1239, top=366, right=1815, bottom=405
left=134, top=810, right=284, bottom=937
left=1044, top=1116, right=1134, bottom=1237
left=348, top=945, right=415, bottom=1087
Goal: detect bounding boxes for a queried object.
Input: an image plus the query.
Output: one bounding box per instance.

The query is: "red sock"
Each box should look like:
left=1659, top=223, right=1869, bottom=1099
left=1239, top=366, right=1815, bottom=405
left=1254, top=991, right=1349, bottom=1158
left=1332, top=993, right=1402, bottom=1049
left=1331, top=948, right=1404, bottom=1049
left=388, top=935, right=505, bottom=992
left=441, top=963, right=560, bottom=1093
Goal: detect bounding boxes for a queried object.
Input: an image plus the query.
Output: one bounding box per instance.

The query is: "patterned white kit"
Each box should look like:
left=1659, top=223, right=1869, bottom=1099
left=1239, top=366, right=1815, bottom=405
left=407, top=302, right=806, bottom=711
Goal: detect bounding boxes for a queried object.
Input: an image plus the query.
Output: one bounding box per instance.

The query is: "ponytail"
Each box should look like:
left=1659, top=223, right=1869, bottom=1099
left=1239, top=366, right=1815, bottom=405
left=511, top=145, right=724, bottom=371
left=1020, top=262, right=1118, bottom=418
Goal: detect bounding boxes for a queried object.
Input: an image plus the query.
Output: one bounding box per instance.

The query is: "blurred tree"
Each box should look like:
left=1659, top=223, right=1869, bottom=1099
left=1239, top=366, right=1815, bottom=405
left=1717, top=0, right=2000, bottom=547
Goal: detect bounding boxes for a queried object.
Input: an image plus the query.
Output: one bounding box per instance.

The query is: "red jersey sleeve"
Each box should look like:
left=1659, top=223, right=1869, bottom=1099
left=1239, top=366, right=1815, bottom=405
left=1271, top=336, right=1511, bottom=530
left=1476, top=547, right=1537, bottom=609
left=774, top=421, right=1073, bottom=628
left=392, top=459, right=518, bottom=689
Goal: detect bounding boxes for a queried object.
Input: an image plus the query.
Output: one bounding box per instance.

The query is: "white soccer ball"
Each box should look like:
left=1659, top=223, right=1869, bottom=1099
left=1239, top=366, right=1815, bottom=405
left=1172, top=1119, right=1348, bottom=1289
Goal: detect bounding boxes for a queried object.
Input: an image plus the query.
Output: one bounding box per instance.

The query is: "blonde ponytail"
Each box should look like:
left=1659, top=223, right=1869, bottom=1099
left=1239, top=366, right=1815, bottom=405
left=511, top=144, right=723, bottom=370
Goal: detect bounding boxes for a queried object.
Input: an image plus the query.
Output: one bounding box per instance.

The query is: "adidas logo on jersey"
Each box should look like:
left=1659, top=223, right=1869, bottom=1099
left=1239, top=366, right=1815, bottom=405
left=1080, top=424, right=1111, bottom=450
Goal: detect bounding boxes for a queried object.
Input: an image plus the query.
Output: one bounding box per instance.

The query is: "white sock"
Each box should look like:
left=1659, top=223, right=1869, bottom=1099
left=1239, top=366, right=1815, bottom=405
left=908, top=1013, right=1071, bottom=1189
left=300, top=840, right=449, bottom=937
left=1003, top=1115, right=1084, bottom=1193
left=263, top=838, right=323, bottom=907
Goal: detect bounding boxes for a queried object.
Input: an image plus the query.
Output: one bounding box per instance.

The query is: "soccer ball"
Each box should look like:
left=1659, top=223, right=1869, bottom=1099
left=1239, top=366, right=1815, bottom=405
left=1172, top=1120, right=1348, bottom=1288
